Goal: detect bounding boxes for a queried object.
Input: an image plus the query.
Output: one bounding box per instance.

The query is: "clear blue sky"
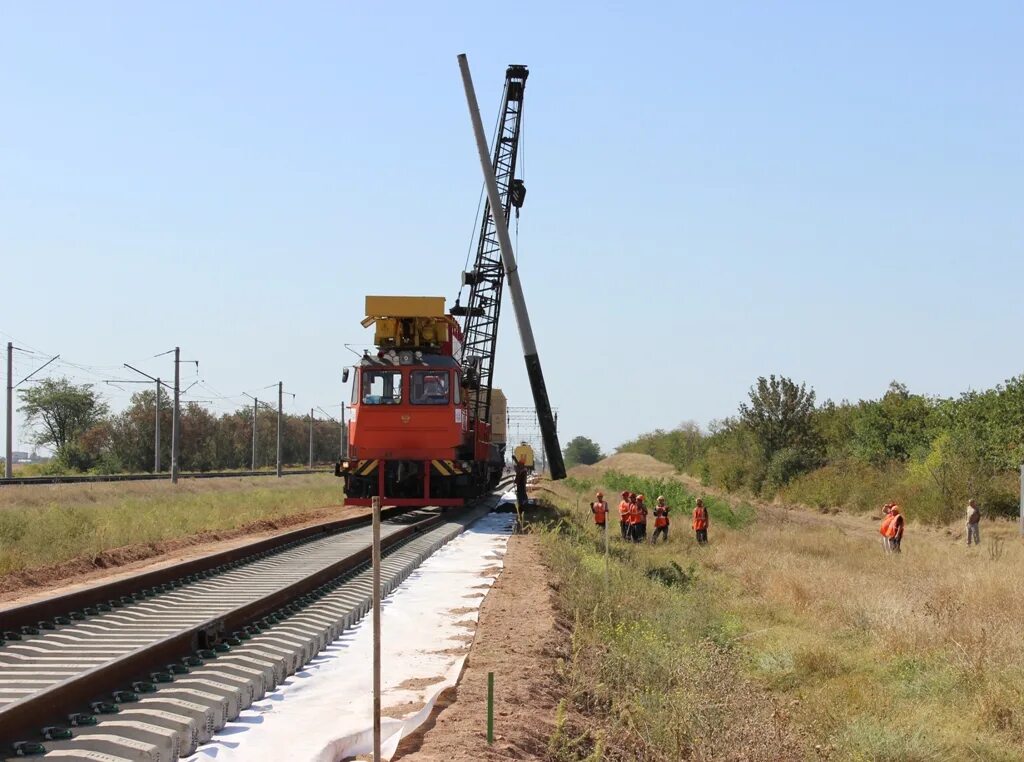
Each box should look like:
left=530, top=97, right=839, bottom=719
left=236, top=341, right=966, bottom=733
left=2, top=1, right=1022, bottom=454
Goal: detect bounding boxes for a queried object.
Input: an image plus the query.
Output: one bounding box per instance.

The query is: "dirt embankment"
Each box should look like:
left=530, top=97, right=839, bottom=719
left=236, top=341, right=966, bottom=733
left=395, top=534, right=563, bottom=761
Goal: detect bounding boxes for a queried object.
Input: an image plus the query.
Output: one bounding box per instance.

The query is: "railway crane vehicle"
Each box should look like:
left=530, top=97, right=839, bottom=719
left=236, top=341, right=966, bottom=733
left=336, top=58, right=564, bottom=508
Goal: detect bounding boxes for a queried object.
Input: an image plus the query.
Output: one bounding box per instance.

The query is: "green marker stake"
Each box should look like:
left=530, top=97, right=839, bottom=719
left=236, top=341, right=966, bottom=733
left=487, top=671, right=494, bottom=745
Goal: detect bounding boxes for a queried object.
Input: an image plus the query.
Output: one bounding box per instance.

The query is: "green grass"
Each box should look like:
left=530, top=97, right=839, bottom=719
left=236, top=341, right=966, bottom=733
left=541, top=473, right=1024, bottom=761
left=535, top=493, right=803, bottom=760
left=0, top=474, right=343, bottom=577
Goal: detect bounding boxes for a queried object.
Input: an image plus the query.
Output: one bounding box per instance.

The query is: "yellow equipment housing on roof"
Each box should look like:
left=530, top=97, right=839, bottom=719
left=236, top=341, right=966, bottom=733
left=362, top=296, right=455, bottom=351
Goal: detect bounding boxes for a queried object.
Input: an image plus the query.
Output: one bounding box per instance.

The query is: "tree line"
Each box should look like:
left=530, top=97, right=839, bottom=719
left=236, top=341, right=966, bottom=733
left=618, top=374, right=1024, bottom=523
left=17, top=377, right=344, bottom=474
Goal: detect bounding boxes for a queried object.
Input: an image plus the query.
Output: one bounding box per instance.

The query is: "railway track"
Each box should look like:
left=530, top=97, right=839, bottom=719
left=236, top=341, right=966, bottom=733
left=0, top=489, right=510, bottom=759
left=0, top=469, right=330, bottom=487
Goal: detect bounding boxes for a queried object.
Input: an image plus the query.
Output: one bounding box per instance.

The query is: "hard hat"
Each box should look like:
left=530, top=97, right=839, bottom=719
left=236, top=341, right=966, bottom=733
left=636, top=494, right=645, bottom=501
left=657, top=495, right=665, bottom=502
left=596, top=491, right=604, bottom=498
left=621, top=490, right=629, bottom=498
left=629, top=492, right=637, bottom=499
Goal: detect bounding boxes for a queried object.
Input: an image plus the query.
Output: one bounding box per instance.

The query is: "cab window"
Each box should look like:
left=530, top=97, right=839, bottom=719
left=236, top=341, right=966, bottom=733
left=410, top=370, right=450, bottom=405
left=361, top=370, right=402, bottom=405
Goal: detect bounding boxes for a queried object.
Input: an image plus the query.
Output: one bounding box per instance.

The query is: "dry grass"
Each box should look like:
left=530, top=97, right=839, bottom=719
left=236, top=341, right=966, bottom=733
left=545, top=454, right=1024, bottom=760
left=0, top=475, right=343, bottom=577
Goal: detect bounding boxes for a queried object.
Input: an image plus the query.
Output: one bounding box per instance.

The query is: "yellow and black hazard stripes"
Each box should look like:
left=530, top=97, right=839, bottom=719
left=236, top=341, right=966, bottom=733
left=346, top=459, right=379, bottom=477
left=431, top=460, right=465, bottom=477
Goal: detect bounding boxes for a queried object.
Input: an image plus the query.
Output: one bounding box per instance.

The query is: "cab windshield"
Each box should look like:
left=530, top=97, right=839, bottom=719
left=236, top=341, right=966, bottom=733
left=361, top=370, right=402, bottom=405
left=410, top=370, right=450, bottom=405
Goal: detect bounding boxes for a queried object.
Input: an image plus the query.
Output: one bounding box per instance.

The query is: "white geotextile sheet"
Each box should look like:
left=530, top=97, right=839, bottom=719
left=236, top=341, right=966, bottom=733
left=185, top=509, right=515, bottom=762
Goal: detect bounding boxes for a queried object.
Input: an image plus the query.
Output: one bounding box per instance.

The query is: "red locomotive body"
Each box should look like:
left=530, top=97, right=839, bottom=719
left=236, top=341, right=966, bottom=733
left=336, top=297, right=505, bottom=507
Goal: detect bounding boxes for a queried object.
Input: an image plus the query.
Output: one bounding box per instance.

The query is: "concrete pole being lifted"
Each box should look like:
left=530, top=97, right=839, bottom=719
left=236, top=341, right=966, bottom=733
left=276, top=382, right=283, bottom=478
left=5, top=342, right=12, bottom=479
left=457, top=53, right=566, bottom=480
left=171, top=347, right=180, bottom=484
left=154, top=378, right=161, bottom=473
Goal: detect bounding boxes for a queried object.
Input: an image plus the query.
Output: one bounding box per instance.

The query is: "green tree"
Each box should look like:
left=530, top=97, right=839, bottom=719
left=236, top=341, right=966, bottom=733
left=851, top=381, right=936, bottom=465
left=18, top=377, right=109, bottom=457
left=738, top=376, right=820, bottom=461
left=107, top=388, right=173, bottom=472
left=564, top=436, right=603, bottom=467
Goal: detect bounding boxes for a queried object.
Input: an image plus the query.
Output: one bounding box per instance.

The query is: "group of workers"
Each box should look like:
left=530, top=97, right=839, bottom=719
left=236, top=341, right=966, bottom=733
left=878, top=502, right=906, bottom=552
left=878, top=497, right=983, bottom=553
left=589, top=490, right=709, bottom=545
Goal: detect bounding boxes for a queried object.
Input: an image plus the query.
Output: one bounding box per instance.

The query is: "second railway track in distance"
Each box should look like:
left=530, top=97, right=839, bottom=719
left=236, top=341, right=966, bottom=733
left=0, top=486, right=510, bottom=759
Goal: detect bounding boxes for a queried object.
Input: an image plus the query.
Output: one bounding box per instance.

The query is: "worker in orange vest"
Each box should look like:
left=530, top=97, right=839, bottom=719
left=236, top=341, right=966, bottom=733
left=627, top=493, right=644, bottom=543
left=692, top=498, right=709, bottom=545
left=651, top=496, right=670, bottom=543
left=879, top=503, right=895, bottom=553
left=618, top=491, right=631, bottom=540
left=887, top=505, right=905, bottom=553
left=590, top=491, right=608, bottom=530
left=635, top=494, right=649, bottom=542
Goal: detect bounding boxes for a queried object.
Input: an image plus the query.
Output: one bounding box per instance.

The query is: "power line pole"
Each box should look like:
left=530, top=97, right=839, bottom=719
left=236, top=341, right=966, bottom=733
left=276, top=381, right=283, bottom=478
left=252, top=397, right=258, bottom=470
left=7, top=346, right=60, bottom=479
left=123, top=365, right=170, bottom=473
left=309, top=408, right=314, bottom=469
left=154, top=378, right=161, bottom=473
left=172, top=347, right=181, bottom=484
left=5, top=342, right=12, bottom=479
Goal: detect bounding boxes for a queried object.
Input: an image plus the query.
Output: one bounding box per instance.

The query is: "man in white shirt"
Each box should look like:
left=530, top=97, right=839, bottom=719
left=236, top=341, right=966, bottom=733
left=966, top=499, right=981, bottom=546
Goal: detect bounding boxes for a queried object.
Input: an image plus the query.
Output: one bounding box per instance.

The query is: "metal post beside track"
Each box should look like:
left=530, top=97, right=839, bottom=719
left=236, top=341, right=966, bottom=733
left=277, top=382, right=283, bottom=478
left=171, top=346, right=180, bottom=484
left=5, top=342, right=12, bottom=480
left=605, top=510, right=610, bottom=590
left=252, top=397, right=258, bottom=470
left=372, top=495, right=382, bottom=762
left=487, top=671, right=495, bottom=745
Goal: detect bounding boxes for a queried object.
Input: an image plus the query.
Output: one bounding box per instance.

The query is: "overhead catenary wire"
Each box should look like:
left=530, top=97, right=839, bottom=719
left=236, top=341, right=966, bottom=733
left=3, top=330, right=337, bottom=470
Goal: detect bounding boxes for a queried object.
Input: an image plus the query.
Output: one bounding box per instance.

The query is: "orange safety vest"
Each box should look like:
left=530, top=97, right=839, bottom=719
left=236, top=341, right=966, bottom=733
left=692, top=506, right=708, bottom=531
left=887, top=512, right=904, bottom=539
left=879, top=513, right=895, bottom=537
left=619, top=500, right=630, bottom=521
left=591, top=500, right=608, bottom=524
left=654, top=506, right=669, bottom=528
left=627, top=503, right=644, bottom=525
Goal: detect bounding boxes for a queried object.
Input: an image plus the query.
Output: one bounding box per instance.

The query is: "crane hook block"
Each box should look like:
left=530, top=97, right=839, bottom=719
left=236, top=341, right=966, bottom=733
left=511, top=179, right=526, bottom=209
